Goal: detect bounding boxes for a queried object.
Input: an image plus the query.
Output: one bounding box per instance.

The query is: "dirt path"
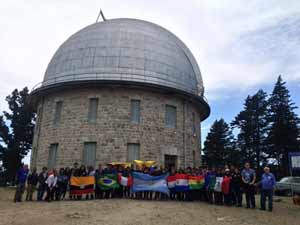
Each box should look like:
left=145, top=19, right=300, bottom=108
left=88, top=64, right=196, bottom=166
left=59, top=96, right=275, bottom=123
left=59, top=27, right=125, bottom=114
left=0, top=188, right=299, bottom=225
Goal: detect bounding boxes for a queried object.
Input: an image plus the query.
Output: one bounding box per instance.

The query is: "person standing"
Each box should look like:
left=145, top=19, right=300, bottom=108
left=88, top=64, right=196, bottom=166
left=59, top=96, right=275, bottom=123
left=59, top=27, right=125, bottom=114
left=45, top=169, right=58, bottom=202
left=37, top=167, right=48, bottom=201
left=71, top=162, right=81, bottom=176
left=214, top=168, right=224, bottom=205
left=87, top=166, right=95, bottom=200
left=25, top=167, right=38, bottom=201
left=95, top=164, right=103, bottom=199
left=222, top=169, right=232, bottom=206
left=259, top=167, right=276, bottom=212
left=206, top=168, right=216, bottom=204
left=231, top=167, right=242, bottom=207
left=56, top=168, right=67, bottom=200
left=14, top=164, right=29, bottom=202
left=241, top=162, right=256, bottom=209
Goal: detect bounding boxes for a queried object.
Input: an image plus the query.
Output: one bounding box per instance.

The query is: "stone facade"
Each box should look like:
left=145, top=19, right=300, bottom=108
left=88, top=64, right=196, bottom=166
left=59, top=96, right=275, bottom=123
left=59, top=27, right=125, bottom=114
left=31, top=87, right=202, bottom=170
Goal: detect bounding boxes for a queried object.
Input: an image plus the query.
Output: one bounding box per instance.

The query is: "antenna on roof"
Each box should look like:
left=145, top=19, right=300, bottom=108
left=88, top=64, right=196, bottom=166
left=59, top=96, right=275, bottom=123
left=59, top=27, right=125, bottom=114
left=96, top=9, right=106, bottom=23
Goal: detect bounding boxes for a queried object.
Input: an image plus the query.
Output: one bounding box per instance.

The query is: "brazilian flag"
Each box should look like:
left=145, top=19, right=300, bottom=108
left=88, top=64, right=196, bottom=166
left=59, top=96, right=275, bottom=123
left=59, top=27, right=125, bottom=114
left=97, top=174, right=120, bottom=190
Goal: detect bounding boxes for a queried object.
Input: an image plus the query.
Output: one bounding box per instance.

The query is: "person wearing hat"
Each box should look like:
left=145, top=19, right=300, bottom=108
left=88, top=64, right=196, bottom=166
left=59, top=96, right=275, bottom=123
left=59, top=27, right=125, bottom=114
left=258, top=167, right=276, bottom=211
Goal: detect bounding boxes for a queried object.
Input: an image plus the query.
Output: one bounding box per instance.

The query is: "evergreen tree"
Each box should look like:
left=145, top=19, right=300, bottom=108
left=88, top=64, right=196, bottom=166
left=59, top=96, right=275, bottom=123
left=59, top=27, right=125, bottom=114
left=266, top=76, right=300, bottom=175
left=231, top=90, right=268, bottom=168
left=0, top=87, right=35, bottom=182
left=202, top=119, right=237, bottom=167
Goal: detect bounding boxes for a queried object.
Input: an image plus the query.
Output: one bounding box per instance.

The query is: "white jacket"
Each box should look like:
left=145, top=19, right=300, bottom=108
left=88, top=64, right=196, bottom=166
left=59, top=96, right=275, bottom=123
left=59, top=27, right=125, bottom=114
left=45, top=174, right=57, bottom=188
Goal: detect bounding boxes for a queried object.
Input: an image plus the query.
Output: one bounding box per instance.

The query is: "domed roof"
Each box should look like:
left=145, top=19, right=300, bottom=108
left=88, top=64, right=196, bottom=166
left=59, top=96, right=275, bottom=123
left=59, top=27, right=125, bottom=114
left=42, top=18, right=204, bottom=97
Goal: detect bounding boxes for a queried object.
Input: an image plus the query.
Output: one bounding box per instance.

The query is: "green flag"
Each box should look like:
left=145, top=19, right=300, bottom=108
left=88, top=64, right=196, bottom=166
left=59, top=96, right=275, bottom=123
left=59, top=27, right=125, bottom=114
left=97, top=174, right=120, bottom=190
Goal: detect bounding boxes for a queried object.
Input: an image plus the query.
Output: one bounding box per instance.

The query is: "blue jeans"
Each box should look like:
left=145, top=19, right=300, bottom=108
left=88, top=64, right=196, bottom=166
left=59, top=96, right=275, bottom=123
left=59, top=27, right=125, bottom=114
left=260, top=189, right=273, bottom=210
left=37, top=184, right=46, bottom=201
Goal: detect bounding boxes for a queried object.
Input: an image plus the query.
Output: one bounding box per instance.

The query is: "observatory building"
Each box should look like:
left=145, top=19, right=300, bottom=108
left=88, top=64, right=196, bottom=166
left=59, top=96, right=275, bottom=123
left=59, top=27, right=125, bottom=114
left=30, top=18, right=210, bottom=170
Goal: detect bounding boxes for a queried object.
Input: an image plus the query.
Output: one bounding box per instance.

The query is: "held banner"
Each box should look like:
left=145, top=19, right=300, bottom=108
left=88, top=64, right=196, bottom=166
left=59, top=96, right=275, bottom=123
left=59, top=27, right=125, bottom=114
left=132, top=172, right=169, bottom=195
left=118, top=175, right=133, bottom=187
left=174, top=174, right=189, bottom=192
left=70, top=176, right=95, bottom=195
left=214, top=177, right=223, bottom=192
left=97, top=174, right=120, bottom=190
left=188, top=175, right=205, bottom=190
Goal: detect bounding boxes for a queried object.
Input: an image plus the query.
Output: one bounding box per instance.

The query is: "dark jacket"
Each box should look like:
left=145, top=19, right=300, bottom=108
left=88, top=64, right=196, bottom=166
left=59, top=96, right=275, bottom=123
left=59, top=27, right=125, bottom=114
left=16, top=168, right=29, bottom=184
left=38, top=172, right=47, bottom=186
left=27, top=172, right=39, bottom=186
left=231, top=172, right=242, bottom=188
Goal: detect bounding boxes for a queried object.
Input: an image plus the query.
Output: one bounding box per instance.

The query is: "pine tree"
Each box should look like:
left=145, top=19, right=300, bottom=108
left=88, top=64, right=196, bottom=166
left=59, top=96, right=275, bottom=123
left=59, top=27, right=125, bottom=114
left=202, top=119, right=237, bottom=167
left=266, top=75, right=300, bottom=175
left=0, top=87, right=35, bottom=182
left=231, top=90, right=268, bottom=168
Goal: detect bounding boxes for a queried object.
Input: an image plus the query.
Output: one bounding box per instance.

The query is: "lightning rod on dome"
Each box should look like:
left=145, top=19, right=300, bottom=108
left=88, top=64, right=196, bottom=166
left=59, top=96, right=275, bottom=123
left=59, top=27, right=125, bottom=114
left=96, top=9, right=107, bottom=23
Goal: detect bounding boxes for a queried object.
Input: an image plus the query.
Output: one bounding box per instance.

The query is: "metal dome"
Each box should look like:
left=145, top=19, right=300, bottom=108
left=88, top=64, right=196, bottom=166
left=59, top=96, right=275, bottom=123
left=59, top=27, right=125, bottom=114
left=40, top=18, right=204, bottom=97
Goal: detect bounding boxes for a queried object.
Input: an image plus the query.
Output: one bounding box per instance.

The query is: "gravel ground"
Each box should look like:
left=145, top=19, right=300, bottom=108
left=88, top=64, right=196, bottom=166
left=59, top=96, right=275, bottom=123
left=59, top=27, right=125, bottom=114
left=0, top=187, right=299, bottom=225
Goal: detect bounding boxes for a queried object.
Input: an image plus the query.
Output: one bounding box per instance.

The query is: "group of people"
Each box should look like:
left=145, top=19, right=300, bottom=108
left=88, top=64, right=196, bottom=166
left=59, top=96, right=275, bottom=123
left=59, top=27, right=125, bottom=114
left=14, top=161, right=276, bottom=211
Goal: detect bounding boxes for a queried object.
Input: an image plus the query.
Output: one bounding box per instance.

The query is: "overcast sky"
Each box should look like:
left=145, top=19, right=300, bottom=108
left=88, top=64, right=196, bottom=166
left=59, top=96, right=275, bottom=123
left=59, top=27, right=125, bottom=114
left=1, top=0, right=300, bottom=163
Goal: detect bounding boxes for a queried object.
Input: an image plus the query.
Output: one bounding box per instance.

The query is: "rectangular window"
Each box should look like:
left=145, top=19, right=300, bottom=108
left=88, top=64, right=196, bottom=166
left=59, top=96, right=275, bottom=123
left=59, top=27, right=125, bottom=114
left=192, top=112, right=196, bottom=135
left=88, top=98, right=98, bottom=123
left=35, top=106, right=42, bottom=132
left=193, top=150, right=196, bottom=166
left=130, top=99, right=140, bottom=124
left=127, top=143, right=140, bottom=162
left=165, top=105, right=176, bottom=128
left=83, top=142, right=96, bottom=166
left=53, top=101, right=63, bottom=125
left=48, top=143, right=58, bottom=169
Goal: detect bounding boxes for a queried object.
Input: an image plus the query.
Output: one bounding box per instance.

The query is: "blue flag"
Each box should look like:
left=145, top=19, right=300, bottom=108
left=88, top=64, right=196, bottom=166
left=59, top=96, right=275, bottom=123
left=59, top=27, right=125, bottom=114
left=132, top=172, right=169, bottom=195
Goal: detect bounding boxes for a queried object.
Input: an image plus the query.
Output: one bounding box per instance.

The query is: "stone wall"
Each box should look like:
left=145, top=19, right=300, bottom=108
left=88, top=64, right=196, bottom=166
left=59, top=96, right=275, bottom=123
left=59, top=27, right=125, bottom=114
left=31, top=87, right=202, bottom=170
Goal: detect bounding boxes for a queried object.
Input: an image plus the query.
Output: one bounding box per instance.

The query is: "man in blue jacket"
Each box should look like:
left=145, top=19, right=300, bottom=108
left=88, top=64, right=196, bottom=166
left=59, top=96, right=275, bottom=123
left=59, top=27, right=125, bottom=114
left=259, top=166, right=276, bottom=211
left=14, top=164, right=29, bottom=202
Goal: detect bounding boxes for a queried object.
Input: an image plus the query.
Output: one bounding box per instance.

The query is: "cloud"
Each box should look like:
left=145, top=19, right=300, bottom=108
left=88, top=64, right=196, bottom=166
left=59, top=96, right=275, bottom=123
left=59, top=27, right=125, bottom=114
left=190, top=1, right=300, bottom=103
left=0, top=0, right=300, bottom=110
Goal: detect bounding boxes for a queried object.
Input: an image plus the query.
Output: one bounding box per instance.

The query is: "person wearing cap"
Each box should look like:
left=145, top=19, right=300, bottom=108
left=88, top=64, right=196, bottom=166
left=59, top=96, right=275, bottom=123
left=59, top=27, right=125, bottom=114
left=258, top=167, right=276, bottom=211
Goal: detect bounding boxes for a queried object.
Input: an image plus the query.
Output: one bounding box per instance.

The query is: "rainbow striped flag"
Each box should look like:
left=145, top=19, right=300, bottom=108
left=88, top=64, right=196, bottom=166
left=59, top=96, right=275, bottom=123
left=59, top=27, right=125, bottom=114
left=188, top=175, right=205, bottom=190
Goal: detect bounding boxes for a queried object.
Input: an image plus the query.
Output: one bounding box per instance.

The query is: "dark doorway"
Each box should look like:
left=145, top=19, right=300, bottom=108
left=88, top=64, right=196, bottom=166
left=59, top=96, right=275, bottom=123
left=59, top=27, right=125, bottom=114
left=164, top=155, right=178, bottom=169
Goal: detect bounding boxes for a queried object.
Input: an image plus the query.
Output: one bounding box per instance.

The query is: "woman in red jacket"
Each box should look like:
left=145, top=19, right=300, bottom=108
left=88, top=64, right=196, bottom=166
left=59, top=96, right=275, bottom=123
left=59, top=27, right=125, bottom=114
left=222, top=169, right=232, bottom=206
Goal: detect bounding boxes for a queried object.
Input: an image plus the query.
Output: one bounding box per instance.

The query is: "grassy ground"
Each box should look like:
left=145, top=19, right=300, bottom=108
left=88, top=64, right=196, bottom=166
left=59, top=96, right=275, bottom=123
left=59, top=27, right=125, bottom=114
left=0, top=187, right=299, bottom=225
